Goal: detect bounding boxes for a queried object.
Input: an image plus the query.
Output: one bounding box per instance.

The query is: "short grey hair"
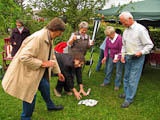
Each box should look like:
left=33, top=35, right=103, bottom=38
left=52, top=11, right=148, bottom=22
left=79, top=21, right=89, bottom=29
left=119, top=11, right=133, bottom=20
left=104, top=26, right=115, bottom=36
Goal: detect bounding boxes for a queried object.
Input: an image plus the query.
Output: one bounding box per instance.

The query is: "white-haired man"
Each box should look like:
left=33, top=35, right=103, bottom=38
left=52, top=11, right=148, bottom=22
left=119, top=11, right=154, bottom=108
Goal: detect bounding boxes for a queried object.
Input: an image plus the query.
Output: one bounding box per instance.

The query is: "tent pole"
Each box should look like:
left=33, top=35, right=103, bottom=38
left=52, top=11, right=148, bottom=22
left=88, top=20, right=101, bottom=77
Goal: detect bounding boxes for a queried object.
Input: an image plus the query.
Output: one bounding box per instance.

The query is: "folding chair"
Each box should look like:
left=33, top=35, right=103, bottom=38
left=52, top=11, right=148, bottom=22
left=1, top=38, right=13, bottom=72
left=0, top=65, right=3, bottom=80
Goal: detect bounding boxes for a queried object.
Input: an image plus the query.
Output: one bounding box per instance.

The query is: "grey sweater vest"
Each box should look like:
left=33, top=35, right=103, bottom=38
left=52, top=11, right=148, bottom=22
left=68, top=32, right=89, bottom=55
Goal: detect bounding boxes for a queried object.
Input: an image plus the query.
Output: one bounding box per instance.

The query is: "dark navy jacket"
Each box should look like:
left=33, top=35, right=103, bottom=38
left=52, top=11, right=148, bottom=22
left=10, top=27, right=30, bottom=56
left=55, top=53, right=75, bottom=89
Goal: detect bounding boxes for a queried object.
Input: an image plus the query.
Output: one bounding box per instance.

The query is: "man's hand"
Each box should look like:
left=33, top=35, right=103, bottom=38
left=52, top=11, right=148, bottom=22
left=68, top=35, right=77, bottom=46
left=113, top=59, right=119, bottom=63
left=90, top=40, right=94, bottom=46
left=121, top=57, right=125, bottom=63
left=73, top=35, right=77, bottom=41
left=42, top=60, right=56, bottom=67
left=79, top=89, right=87, bottom=96
left=101, top=57, right=106, bottom=64
left=79, top=84, right=87, bottom=96
left=73, top=88, right=82, bottom=100
left=135, top=51, right=142, bottom=57
left=75, top=91, right=82, bottom=100
left=58, top=73, right=65, bottom=82
left=13, top=42, right=16, bottom=45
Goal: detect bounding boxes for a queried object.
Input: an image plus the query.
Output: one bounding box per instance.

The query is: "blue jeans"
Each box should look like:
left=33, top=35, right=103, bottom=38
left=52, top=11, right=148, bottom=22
left=103, top=57, right=123, bottom=87
left=123, top=55, right=145, bottom=103
left=96, top=49, right=104, bottom=71
left=21, top=77, right=55, bottom=120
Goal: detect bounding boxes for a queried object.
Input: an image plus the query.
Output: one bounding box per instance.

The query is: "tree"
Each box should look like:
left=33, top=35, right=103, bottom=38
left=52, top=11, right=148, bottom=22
left=0, top=0, right=22, bottom=33
left=14, top=0, right=25, bottom=9
left=28, top=0, right=106, bottom=30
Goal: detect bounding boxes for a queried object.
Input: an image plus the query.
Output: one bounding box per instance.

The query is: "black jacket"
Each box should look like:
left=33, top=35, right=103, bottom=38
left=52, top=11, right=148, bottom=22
left=10, top=27, right=30, bottom=56
left=55, top=53, right=75, bottom=89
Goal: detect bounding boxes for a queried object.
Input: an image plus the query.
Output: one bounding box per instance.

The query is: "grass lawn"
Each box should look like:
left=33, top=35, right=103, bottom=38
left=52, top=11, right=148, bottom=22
left=0, top=36, right=160, bottom=120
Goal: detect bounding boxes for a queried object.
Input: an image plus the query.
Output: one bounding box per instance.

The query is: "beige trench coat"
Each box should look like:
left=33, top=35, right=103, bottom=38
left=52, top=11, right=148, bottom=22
left=2, top=28, right=61, bottom=103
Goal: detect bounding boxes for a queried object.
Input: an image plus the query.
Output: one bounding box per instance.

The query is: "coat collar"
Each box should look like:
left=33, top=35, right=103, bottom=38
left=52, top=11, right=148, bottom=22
left=43, top=28, right=52, bottom=45
left=13, top=27, right=28, bottom=33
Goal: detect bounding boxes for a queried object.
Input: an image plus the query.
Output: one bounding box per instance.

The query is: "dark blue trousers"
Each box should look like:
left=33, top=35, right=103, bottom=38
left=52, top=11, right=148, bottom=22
left=21, top=77, right=55, bottom=120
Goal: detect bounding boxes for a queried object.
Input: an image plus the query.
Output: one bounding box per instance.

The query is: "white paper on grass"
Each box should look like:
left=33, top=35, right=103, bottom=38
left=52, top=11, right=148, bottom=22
left=78, top=99, right=98, bottom=107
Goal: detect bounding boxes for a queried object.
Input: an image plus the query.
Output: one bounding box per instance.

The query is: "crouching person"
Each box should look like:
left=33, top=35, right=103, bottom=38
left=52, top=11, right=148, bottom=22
left=54, top=53, right=86, bottom=100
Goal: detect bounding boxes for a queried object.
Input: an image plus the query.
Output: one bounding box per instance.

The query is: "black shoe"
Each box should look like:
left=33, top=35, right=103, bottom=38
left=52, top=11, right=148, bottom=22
left=118, top=93, right=126, bottom=99
left=121, top=101, right=132, bottom=108
left=48, top=105, right=64, bottom=111
left=85, top=60, right=91, bottom=65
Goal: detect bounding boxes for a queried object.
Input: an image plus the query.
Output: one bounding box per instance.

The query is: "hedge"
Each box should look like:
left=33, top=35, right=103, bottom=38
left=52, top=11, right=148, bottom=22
left=91, top=24, right=160, bottom=49
left=25, top=21, right=160, bottom=49
left=149, top=29, right=160, bottom=48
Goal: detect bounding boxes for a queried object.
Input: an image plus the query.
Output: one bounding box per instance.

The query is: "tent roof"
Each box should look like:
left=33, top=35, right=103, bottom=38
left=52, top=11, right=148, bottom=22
left=96, top=0, right=160, bottom=21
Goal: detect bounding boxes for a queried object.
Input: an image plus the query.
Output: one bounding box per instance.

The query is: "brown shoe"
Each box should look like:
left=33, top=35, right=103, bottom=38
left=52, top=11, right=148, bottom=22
left=100, top=83, right=105, bottom=87
left=54, top=88, right=61, bottom=97
left=114, top=86, right=119, bottom=91
left=64, top=91, right=72, bottom=96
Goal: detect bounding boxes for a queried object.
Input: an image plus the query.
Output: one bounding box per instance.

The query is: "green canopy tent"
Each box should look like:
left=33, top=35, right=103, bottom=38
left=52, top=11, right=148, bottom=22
left=96, top=0, right=160, bottom=26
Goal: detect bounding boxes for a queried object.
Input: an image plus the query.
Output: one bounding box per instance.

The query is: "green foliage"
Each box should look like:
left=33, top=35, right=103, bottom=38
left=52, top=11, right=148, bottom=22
left=0, top=0, right=22, bottom=33
left=91, top=25, right=106, bottom=48
left=149, top=29, right=160, bottom=48
left=28, top=0, right=105, bottom=30
left=25, top=20, right=49, bottom=34
left=0, top=0, right=52, bottom=35
left=88, top=23, right=125, bottom=49
left=53, top=24, right=73, bottom=45
left=12, top=5, right=48, bottom=34
left=92, top=23, right=160, bottom=49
